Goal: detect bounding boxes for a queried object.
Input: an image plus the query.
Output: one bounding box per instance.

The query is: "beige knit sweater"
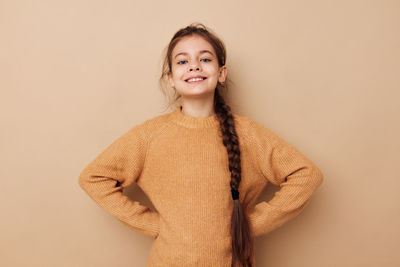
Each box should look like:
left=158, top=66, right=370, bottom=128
left=78, top=105, right=324, bottom=267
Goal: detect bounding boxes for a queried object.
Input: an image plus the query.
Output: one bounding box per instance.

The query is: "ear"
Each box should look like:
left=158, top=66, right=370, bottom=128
left=167, top=72, right=175, bottom=88
left=218, top=65, right=227, bottom=84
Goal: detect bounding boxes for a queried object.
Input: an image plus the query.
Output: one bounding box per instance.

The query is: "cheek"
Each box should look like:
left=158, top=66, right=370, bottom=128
left=204, top=63, right=219, bottom=73
left=207, top=69, right=220, bottom=79
left=171, top=67, right=185, bottom=78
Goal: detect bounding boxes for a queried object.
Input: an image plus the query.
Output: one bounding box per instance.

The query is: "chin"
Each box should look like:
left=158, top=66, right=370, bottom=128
left=177, top=85, right=217, bottom=96
left=179, top=90, right=215, bottom=99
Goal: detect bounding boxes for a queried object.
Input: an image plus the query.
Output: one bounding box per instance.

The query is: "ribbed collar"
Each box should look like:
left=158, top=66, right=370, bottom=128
left=169, top=105, right=220, bottom=128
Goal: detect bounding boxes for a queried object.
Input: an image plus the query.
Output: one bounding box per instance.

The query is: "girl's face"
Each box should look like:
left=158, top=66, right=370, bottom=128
left=168, top=35, right=227, bottom=101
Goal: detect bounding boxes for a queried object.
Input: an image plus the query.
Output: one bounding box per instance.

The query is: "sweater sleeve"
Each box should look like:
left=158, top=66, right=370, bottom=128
left=78, top=123, right=160, bottom=238
left=247, top=122, right=324, bottom=237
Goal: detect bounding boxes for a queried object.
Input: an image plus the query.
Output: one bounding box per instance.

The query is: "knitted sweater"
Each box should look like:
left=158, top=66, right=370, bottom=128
left=78, top=105, right=324, bottom=267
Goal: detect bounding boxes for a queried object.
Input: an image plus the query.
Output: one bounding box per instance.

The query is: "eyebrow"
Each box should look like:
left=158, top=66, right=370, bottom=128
left=174, top=50, right=214, bottom=59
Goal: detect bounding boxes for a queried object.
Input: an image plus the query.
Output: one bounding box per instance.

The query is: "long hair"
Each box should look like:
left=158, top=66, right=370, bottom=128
left=159, top=22, right=254, bottom=267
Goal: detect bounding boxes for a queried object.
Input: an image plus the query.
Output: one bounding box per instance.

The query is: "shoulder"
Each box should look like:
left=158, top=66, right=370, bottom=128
left=123, top=111, right=172, bottom=143
left=232, top=112, right=282, bottom=147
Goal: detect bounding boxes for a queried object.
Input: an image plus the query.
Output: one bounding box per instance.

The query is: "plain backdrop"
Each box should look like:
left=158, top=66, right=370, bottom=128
left=1, top=0, right=399, bottom=266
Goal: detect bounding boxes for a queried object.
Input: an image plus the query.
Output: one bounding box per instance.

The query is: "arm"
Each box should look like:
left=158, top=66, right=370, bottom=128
left=78, top=123, right=160, bottom=238
left=247, top=122, right=324, bottom=237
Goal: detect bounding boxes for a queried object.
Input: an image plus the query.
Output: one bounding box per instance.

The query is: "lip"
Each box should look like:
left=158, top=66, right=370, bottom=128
left=185, top=75, right=207, bottom=82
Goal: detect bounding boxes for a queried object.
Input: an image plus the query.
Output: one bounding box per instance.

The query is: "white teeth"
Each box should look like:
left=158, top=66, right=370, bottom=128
left=187, top=77, right=204, bottom=82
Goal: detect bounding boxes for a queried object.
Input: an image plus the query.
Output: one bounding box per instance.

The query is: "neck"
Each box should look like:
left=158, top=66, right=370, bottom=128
left=180, top=97, right=215, bottom=118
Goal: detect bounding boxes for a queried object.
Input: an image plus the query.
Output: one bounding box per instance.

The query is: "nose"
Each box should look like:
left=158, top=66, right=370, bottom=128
left=189, top=61, right=201, bottom=71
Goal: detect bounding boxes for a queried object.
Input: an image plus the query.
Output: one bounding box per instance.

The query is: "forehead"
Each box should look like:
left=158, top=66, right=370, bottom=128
left=172, top=35, right=215, bottom=57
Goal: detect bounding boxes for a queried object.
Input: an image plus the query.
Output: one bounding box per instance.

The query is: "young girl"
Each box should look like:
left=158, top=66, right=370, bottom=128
left=78, top=22, right=324, bottom=267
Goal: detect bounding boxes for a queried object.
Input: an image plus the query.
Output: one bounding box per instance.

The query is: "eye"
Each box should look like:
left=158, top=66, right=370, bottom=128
left=201, top=58, right=211, bottom=62
left=177, top=60, right=187, bottom=65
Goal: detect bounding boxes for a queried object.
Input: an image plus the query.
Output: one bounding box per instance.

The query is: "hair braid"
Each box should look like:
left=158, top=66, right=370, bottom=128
left=214, top=89, right=254, bottom=267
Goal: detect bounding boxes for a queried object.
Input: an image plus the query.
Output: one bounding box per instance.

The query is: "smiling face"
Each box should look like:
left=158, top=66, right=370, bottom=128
left=168, top=34, right=227, bottom=100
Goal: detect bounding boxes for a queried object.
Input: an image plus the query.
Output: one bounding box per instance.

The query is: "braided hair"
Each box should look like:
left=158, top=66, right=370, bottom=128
left=159, top=22, right=254, bottom=267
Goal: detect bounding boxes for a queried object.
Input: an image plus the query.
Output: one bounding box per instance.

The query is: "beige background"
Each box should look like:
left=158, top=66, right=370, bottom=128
left=1, top=0, right=399, bottom=266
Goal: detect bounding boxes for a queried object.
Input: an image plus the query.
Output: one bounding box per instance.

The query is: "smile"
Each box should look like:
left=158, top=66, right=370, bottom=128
left=186, top=77, right=207, bottom=83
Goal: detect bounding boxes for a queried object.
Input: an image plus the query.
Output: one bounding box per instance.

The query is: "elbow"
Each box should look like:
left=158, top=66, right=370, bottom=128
left=310, top=165, right=324, bottom=189
left=78, top=169, right=90, bottom=191
left=78, top=174, right=86, bottom=191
